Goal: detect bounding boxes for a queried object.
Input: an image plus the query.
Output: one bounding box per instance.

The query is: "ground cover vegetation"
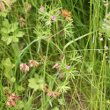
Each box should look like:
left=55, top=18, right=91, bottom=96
left=0, top=0, right=110, bottom=110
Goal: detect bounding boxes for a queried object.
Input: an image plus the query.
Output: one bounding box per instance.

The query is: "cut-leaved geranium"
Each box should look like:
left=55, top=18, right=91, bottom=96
left=28, top=75, right=44, bottom=91
left=1, top=19, right=24, bottom=45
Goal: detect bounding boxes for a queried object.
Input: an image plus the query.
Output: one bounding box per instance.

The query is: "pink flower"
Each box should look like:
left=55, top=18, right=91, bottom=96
left=66, top=65, right=70, bottom=69
left=29, top=60, right=39, bottom=68
left=6, top=100, right=15, bottom=107
left=24, top=2, right=32, bottom=13
left=20, top=63, right=29, bottom=73
left=52, top=63, right=60, bottom=70
left=6, top=93, right=20, bottom=107
left=51, top=15, right=56, bottom=21
left=6, top=101, right=11, bottom=107
left=11, top=100, right=16, bottom=107
left=47, top=91, right=60, bottom=98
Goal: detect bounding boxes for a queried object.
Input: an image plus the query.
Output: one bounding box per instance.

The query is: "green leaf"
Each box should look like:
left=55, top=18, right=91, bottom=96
left=1, top=28, right=8, bottom=34
left=10, top=22, right=18, bottom=32
left=10, top=77, right=16, bottom=83
left=58, top=99, right=65, bottom=105
left=17, top=85, right=25, bottom=92
left=24, top=96, right=33, bottom=110
left=12, top=36, right=19, bottom=42
left=51, top=107, right=59, bottom=110
left=0, top=10, right=9, bottom=17
left=2, top=58, right=15, bottom=82
left=28, top=75, right=44, bottom=91
left=1, top=19, right=24, bottom=45
left=57, top=81, right=70, bottom=93
left=16, top=101, right=24, bottom=109
left=28, top=78, right=39, bottom=91
left=6, top=37, right=12, bottom=45
left=2, top=19, right=10, bottom=27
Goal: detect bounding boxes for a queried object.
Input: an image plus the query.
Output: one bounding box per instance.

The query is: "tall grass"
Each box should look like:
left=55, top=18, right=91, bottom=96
left=0, top=0, right=109, bottom=110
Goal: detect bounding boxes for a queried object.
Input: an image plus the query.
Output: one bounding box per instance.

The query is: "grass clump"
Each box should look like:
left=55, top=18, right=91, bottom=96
left=0, top=0, right=110, bottom=110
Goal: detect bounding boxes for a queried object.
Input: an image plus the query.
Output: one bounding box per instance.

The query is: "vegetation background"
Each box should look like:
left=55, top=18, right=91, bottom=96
left=0, top=0, right=110, bottom=110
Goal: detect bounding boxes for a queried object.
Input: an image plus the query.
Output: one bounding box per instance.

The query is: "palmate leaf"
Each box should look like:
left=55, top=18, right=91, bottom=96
left=10, top=22, right=18, bottom=32
left=12, top=36, right=19, bottom=42
left=0, top=10, right=9, bottom=17
left=28, top=75, right=44, bottom=91
left=6, top=36, right=12, bottom=45
left=28, top=78, right=39, bottom=91
left=17, top=31, right=24, bottom=37
left=1, top=27, right=8, bottom=34
left=51, top=107, right=59, bottom=110
left=2, top=19, right=10, bottom=27
left=57, top=81, right=70, bottom=93
left=1, top=19, right=24, bottom=45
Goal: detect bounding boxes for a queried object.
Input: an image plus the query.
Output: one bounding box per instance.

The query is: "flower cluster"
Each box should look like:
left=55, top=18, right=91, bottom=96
left=29, top=60, right=39, bottom=68
left=20, top=63, right=29, bottom=73
left=38, top=5, right=62, bottom=23
left=61, top=9, right=72, bottom=21
left=6, top=93, right=20, bottom=107
left=52, top=63, right=60, bottom=70
left=0, top=0, right=14, bottom=11
left=53, top=63, right=70, bottom=71
left=19, top=17, right=26, bottom=27
left=0, top=1, right=5, bottom=11
left=47, top=90, right=60, bottom=98
left=20, top=60, right=39, bottom=73
left=52, top=63, right=71, bottom=79
left=43, top=85, right=60, bottom=98
left=24, top=2, right=31, bottom=13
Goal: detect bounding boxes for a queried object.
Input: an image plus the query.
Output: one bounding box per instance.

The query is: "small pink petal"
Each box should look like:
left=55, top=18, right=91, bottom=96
left=6, top=101, right=11, bottom=107
left=20, top=63, right=29, bottom=73
left=29, top=60, right=39, bottom=68
left=66, top=65, right=70, bottom=69
left=52, top=63, right=60, bottom=69
left=11, top=100, right=16, bottom=107
left=51, top=15, right=56, bottom=21
left=47, top=92, right=53, bottom=97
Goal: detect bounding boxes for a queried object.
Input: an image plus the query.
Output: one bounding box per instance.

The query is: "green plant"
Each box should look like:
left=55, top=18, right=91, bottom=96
left=0, top=0, right=109, bottom=110
left=1, top=19, right=24, bottom=45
